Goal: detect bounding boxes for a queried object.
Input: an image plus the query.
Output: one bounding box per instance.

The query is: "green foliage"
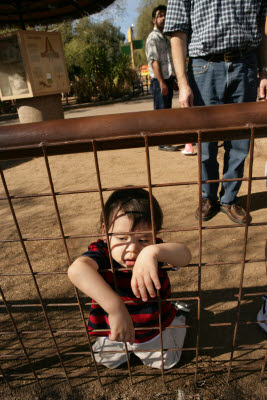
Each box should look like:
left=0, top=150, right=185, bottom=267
left=134, top=0, right=168, bottom=66
left=60, top=17, right=135, bottom=101
left=74, top=19, right=124, bottom=57
left=55, top=21, right=73, bottom=45
left=71, top=76, right=94, bottom=103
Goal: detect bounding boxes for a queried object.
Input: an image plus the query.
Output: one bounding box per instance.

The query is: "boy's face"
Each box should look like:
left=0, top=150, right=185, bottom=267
left=105, top=211, right=153, bottom=268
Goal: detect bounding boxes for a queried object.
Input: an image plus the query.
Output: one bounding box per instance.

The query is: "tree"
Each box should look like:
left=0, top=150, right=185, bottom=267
left=74, top=18, right=125, bottom=59
left=62, top=17, right=135, bottom=102
left=134, top=0, right=168, bottom=66
left=54, top=21, right=73, bottom=45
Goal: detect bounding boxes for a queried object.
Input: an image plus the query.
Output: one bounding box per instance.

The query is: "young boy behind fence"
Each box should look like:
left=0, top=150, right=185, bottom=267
left=68, top=188, right=191, bottom=369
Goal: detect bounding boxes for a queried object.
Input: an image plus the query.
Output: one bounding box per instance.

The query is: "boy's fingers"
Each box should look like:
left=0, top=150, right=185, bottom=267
left=143, top=275, right=156, bottom=298
left=131, top=277, right=141, bottom=298
left=109, top=329, right=123, bottom=342
left=109, top=332, right=117, bottom=342
left=136, top=277, right=148, bottom=301
left=150, top=271, right=161, bottom=290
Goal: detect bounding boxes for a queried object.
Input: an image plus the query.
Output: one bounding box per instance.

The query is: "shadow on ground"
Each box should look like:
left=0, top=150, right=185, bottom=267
left=239, top=191, right=267, bottom=212
left=0, top=159, right=32, bottom=171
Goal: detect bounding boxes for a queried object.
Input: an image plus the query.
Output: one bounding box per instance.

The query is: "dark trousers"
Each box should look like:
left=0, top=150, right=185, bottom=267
left=150, top=78, right=174, bottom=110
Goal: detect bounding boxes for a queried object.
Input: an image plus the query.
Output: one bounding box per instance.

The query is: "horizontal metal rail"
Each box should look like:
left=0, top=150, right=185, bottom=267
left=1, top=102, right=267, bottom=160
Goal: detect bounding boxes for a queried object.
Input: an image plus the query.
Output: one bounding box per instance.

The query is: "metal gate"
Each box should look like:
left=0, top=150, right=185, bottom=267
left=0, top=102, right=266, bottom=390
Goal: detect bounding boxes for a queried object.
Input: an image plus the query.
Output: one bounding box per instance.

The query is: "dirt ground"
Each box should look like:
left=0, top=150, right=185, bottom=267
left=0, top=96, right=267, bottom=399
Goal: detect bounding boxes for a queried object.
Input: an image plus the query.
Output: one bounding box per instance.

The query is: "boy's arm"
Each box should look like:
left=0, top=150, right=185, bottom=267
left=131, top=243, right=192, bottom=302
left=68, top=256, right=135, bottom=344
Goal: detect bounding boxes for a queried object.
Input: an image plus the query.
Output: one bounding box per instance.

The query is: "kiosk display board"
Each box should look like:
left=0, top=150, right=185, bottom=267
left=0, top=30, right=70, bottom=100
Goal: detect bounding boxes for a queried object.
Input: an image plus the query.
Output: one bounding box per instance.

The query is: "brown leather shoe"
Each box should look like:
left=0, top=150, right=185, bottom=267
left=220, top=203, right=252, bottom=224
left=195, top=198, right=219, bottom=221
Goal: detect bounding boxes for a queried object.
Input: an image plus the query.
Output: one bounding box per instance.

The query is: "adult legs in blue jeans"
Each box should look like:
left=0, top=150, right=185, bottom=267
left=188, top=52, right=257, bottom=221
left=220, top=139, right=250, bottom=204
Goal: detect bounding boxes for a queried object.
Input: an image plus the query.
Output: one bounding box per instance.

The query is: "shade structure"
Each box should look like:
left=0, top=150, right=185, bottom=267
left=0, top=0, right=116, bottom=28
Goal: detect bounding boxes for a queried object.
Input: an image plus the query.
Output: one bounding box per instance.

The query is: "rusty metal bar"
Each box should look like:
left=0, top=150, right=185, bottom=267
left=1, top=223, right=267, bottom=245
left=144, top=135, right=165, bottom=385
left=144, top=136, right=157, bottom=245
left=0, top=367, right=264, bottom=381
left=0, top=286, right=41, bottom=388
left=260, top=240, right=267, bottom=380
left=1, top=364, right=264, bottom=380
left=195, top=131, right=203, bottom=382
left=41, top=144, right=102, bottom=386
left=92, top=140, right=133, bottom=386
left=0, top=174, right=266, bottom=203
left=1, top=342, right=266, bottom=359
left=227, top=127, right=255, bottom=381
left=92, top=140, right=117, bottom=289
left=0, top=364, right=11, bottom=389
left=0, top=318, right=266, bottom=334
left=0, top=257, right=266, bottom=272
left=1, top=103, right=267, bottom=161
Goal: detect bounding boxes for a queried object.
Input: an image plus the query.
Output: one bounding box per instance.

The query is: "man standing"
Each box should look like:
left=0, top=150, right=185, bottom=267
left=146, top=4, right=194, bottom=153
left=164, top=1, right=267, bottom=222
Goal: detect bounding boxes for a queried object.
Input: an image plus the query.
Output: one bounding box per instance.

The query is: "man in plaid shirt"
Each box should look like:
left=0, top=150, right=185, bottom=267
left=164, top=0, right=267, bottom=224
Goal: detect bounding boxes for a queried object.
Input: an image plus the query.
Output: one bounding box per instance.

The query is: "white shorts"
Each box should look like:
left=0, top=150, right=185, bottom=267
left=92, top=314, right=186, bottom=370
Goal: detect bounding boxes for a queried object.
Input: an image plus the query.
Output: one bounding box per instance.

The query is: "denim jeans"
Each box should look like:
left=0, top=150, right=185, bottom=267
left=188, top=51, right=258, bottom=204
left=150, top=78, right=174, bottom=110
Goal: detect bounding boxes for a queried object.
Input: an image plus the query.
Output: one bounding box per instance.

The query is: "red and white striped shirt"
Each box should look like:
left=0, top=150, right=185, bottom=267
left=82, top=239, right=176, bottom=344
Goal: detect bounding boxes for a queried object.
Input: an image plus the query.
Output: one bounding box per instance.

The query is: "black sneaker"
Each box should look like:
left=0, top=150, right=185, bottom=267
left=158, top=145, right=179, bottom=151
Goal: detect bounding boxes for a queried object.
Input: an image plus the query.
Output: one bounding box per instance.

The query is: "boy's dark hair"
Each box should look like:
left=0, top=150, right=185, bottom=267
left=101, top=188, right=163, bottom=232
left=152, top=5, right=167, bottom=20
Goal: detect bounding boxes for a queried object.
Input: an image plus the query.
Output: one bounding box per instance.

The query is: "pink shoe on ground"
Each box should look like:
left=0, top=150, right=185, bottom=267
left=181, top=143, right=195, bottom=155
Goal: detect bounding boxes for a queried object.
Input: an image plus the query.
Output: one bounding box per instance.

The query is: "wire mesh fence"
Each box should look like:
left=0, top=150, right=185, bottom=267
left=0, top=102, right=266, bottom=391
